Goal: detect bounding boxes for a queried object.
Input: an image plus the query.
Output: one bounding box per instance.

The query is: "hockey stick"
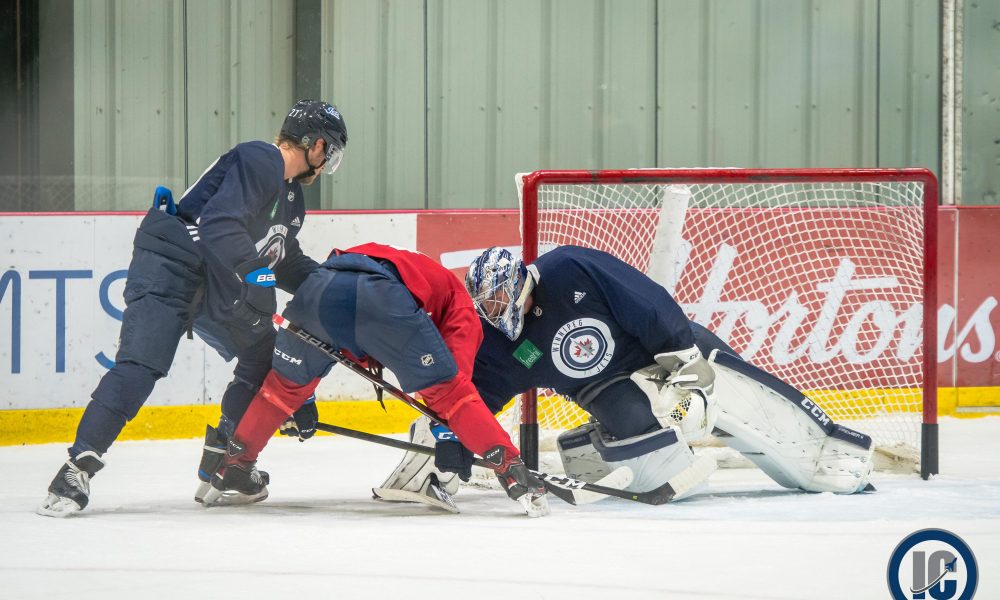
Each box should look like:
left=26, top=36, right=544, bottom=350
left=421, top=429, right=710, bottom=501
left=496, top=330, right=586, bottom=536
left=314, top=421, right=644, bottom=506
left=273, top=315, right=679, bottom=506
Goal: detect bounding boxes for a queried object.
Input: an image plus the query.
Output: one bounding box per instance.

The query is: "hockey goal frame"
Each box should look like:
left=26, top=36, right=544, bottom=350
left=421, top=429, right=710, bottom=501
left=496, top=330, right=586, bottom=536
left=516, top=168, right=939, bottom=480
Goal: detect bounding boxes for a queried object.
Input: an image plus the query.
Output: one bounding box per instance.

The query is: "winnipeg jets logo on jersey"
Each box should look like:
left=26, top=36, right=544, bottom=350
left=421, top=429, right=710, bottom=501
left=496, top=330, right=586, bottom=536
left=551, top=318, right=615, bottom=378
left=255, top=224, right=289, bottom=268
left=573, top=291, right=586, bottom=304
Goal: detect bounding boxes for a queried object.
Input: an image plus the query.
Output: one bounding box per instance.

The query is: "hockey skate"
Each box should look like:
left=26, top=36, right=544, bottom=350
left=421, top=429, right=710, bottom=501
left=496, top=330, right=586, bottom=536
left=200, top=439, right=269, bottom=507
left=195, top=425, right=270, bottom=504
left=37, top=451, right=106, bottom=518
left=194, top=424, right=226, bottom=503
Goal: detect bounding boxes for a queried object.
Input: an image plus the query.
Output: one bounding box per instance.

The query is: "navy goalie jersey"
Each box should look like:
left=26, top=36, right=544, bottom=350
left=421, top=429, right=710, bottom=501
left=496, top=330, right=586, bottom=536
left=472, top=245, right=696, bottom=413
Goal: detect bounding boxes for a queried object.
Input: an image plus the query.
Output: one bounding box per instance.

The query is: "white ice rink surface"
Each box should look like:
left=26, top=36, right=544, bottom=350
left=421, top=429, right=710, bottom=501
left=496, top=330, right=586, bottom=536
left=2, top=418, right=998, bottom=600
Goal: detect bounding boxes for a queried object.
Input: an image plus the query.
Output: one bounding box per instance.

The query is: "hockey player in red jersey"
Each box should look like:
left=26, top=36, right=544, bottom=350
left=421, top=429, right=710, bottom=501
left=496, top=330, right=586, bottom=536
left=201, top=243, right=549, bottom=516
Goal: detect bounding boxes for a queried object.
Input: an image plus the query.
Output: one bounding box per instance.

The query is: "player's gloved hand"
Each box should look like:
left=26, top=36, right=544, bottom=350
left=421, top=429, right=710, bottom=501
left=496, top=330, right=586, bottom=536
left=652, top=345, right=715, bottom=398
left=430, top=422, right=474, bottom=481
left=279, top=395, right=318, bottom=441
left=232, top=256, right=278, bottom=333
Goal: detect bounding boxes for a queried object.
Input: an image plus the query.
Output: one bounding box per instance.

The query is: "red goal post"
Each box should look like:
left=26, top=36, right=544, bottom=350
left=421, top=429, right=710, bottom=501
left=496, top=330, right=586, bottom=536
left=514, top=168, right=938, bottom=480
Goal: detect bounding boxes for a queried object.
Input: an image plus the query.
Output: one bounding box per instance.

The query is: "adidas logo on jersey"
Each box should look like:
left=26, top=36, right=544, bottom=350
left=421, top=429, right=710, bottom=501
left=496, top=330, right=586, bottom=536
left=574, top=291, right=586, bottom=304
left=290, top=217, right=302, bottom=227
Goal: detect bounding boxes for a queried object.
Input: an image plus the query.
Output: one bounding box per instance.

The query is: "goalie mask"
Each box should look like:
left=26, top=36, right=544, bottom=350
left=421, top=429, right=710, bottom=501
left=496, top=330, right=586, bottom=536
left=466, top=247, right=532, bottom=341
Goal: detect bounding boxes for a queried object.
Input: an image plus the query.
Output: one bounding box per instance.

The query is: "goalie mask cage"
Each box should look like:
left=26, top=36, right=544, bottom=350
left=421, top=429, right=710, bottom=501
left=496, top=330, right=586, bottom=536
left=509, top=168, right=938, bottom=480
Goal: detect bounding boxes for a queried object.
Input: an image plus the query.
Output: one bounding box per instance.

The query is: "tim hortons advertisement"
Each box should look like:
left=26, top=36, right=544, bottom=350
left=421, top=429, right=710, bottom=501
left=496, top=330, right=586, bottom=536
left=416, top=208, right=1000, bottom=405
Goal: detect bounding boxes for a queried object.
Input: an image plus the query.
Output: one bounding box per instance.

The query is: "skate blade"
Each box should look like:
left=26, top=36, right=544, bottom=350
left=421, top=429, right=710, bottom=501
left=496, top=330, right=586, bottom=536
left=372, top=486, right=460, bottom=514
left=194, top=480, right=212, bottom=504
left=200, top=487, right=269, bottom=507
left=36, top=493, right=83, bottom=518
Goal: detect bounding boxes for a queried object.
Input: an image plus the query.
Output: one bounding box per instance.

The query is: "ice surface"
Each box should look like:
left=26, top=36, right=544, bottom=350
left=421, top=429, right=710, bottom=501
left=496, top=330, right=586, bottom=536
left=2, top=417, right=998, bottom=600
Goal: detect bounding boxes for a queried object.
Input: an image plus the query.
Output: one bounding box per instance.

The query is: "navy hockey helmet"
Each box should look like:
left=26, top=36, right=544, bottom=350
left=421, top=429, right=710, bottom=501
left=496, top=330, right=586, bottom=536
left=281, top=100, right=349, bottom=175
left=466, top=247, right=532, bottom=340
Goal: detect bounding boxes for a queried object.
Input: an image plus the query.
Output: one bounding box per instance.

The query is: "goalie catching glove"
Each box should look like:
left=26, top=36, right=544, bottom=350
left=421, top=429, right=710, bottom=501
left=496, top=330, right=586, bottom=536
left=631, top=345, right=718, bottom=442
left=232, top=256, right=277, bottom=333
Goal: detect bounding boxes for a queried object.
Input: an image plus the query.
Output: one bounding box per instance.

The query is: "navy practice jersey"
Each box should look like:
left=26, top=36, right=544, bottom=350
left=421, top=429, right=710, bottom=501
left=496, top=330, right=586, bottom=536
left=177, top=141, right=317, bottom=320
left=472, top=245, right=695, bottom=412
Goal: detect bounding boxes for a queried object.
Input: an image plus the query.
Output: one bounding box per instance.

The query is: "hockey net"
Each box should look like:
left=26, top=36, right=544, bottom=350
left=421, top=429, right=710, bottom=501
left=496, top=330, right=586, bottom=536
left=495, top=168, right=938, bottom=479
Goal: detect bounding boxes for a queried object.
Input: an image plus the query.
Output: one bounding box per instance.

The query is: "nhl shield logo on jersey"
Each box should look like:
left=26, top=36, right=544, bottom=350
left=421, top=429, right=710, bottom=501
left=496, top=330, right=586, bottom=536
left=551, top=318, right=615, bottom=378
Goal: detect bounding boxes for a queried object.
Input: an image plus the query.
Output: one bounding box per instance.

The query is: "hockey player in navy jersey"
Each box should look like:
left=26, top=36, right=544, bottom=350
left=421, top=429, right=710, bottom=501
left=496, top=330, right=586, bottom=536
left=200, top=243, right=549, bottom=517
left=380, top=245, right=875, bottom=505
left=37, top=100, right=348, bottom=517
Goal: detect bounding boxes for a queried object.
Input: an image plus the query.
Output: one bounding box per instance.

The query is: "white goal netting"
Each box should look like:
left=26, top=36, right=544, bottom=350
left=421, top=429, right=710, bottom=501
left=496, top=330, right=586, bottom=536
left=497, top=169, right=936, bottom=475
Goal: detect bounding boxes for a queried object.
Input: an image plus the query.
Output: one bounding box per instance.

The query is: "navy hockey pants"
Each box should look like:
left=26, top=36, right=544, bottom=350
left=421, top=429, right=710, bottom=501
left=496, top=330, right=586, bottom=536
left=269, top=255, right=457, bottom=393
left=70, top=209, right=273, bottom=457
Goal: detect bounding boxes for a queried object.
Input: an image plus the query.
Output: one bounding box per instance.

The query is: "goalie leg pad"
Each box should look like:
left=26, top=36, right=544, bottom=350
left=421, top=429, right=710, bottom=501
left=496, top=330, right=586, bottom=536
left=558, top=422, right=713, bottom=500
left=709, top=350, right=874, bottom=494
left=376, top=416, right=459, bottom=496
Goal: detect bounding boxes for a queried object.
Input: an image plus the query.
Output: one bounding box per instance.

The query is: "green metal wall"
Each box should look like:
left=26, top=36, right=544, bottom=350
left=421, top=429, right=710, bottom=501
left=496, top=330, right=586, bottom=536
left=318, top=0, right=941, bottom=209
left=962, top=0, right=1000, bottom=205
left=69, top=0, right=966, bottom=211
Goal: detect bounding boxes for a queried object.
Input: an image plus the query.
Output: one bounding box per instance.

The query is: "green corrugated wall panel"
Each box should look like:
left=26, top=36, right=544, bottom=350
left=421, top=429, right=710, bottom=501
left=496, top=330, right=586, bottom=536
left=758, top=1, right=809, bottom=166
left=73, top=1, right=186, bottom=210
left=659, top=1, right=706, bottom=166
left=596, top=0, right=657, bottom=170
left=185, top=1, right=295, bottom=187
left=878, top=0, right=939, bottom=172
left=809, top=0, right=878, bottom=167
left=323, top=0, right=425, bottom=210
left=427, top=0, right=493, bottom=209
left=659, top=0, right=935, bottom=171
left=962, top=0, right=1000, bottom=205
left=428, top=0, right=656, bottom=209
left=495, top=0, right=547, bottom=208
left=546, top=0, right=656, bottom=172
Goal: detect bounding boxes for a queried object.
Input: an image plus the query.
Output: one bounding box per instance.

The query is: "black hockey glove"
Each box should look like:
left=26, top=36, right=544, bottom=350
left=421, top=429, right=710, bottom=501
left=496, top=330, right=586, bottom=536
left=279, top=395, right=318, bottom=442
left=232, top=256, right=277, bottom=333
left=430, top=422, right=474, bottom=481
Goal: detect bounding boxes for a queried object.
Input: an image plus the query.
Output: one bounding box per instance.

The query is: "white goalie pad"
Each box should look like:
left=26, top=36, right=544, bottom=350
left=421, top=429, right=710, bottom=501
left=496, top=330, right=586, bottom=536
left=557, top=422, right=716, bottom=501
left=707, top=350, right=874, bottom=494
left=376, top=416, right=459, bottom=496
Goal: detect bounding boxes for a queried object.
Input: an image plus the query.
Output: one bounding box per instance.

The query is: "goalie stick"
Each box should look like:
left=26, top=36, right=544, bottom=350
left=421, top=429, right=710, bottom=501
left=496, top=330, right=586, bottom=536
left=272, top=314, right=679, bottom=506
left=314, top=421, right=639, bottom=505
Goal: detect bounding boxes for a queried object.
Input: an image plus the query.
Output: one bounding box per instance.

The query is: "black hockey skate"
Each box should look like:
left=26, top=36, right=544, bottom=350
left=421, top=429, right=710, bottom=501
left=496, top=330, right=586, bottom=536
left=36, top=451, right=106, bottom=518
left=484, top=445, right=550, bottom=518
left=195, top=424, right=227, bottom=503
left=195, top=425, right=269, bottom=503
left=200, top=439, right=269, bottom=507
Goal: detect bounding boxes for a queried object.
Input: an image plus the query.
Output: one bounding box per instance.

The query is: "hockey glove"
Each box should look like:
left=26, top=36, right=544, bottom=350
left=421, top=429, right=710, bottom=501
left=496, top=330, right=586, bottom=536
left=430, top=422, right=474, bottom=481
left=652, top=346, right=715, bottom=398
left=232, top=256, right=278, bottom=333
left=279, top=395, right=318, bottom=441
